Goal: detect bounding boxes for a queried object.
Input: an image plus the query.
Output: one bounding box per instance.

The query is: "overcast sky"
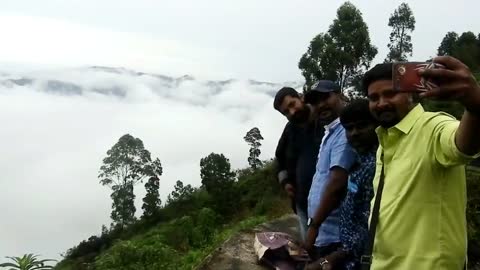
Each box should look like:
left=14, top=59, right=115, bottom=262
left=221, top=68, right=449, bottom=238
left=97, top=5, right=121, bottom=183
left=1, top=0, right=479, bottom=81
left=0, top=0, right=478, bottom=262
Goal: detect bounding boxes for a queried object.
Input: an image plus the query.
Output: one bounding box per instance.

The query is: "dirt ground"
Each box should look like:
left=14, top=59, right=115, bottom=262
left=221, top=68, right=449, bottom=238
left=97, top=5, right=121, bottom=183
left=198, top=214, right=300, bottom=270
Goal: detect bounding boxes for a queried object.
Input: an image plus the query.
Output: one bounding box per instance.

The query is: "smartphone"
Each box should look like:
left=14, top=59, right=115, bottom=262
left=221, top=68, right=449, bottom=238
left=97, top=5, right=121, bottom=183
left=393, top=62, right=445, bottom=92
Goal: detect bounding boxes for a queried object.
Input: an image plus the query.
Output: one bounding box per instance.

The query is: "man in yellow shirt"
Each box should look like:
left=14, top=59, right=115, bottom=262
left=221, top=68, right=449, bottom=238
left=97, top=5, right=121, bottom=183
left=362, top=56, right=480, bottom=270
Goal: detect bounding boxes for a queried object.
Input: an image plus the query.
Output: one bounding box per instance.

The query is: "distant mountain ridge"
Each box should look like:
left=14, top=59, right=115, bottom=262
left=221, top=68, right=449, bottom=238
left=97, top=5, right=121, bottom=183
left=0, top=66, right=303, bottom=98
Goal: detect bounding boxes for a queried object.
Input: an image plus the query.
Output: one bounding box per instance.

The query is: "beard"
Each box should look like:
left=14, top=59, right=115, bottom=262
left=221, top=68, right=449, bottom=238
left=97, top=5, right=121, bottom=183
left=317, top=109, right=336, bottom=123
left=375, top=109, right=400, bottom=128
left=290, top=106, right=311, bottom=124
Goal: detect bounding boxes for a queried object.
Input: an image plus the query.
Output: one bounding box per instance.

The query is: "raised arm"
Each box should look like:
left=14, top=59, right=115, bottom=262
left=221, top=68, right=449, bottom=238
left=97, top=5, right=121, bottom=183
left=420, top=56, right=480, bottom=156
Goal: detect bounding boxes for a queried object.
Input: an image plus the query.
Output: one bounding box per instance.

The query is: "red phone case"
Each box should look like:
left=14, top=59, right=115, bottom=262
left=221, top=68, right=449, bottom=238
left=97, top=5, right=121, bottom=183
left=393, top=62, right=445, bottom=92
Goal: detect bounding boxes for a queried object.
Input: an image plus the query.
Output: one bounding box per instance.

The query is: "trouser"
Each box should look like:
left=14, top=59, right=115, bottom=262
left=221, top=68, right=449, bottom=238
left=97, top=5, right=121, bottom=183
left=310, top=242, right=343, bottom=260
left=295, top=204, right=308, bottom=242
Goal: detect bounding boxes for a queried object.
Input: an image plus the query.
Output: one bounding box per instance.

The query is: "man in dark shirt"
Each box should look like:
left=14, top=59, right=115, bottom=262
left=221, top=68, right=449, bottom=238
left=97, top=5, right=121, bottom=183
left=274, top=87, right=325, bottom=241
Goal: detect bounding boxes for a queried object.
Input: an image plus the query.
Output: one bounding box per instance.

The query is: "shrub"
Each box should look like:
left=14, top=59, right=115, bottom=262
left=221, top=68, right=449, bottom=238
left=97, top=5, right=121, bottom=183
left=161, top=216, right=195, bottom=251
left=192, top=208, right=218, bottom=247
left=95, top=240, right=179, bottom=270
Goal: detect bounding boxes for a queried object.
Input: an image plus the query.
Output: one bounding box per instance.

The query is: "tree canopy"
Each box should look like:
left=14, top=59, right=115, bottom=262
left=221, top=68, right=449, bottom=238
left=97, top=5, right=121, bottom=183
left=299, top=2, right=377, bottom=92
left=438, top=31, right=480, bottom=71
left=99, top=134, right=163, bottom=228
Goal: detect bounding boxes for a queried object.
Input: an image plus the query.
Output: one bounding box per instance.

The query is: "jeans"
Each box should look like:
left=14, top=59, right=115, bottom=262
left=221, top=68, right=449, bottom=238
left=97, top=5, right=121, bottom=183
left=296, top=204, right=308, bottom=242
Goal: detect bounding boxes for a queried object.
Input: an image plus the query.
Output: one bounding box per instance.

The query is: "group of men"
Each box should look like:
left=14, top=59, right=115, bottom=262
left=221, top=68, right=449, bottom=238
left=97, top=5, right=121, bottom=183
left=273, top=56, right=480, bottom=270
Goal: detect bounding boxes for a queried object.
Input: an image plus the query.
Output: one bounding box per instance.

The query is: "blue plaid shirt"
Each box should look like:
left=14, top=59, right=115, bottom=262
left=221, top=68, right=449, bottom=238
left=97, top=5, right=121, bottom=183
left=340, top=150, right=376, bottom=270
left=307, top=118, right=357, bottom=247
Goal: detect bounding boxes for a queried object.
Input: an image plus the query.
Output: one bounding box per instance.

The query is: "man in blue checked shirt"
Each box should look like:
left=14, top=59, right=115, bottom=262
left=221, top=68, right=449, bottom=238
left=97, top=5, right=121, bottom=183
left=302, top=81, right=357, bottom=264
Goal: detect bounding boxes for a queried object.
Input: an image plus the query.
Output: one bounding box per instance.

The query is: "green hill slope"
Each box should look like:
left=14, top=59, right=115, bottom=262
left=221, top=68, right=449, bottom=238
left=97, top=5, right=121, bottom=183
left=54, top=162, right=291, bottom=270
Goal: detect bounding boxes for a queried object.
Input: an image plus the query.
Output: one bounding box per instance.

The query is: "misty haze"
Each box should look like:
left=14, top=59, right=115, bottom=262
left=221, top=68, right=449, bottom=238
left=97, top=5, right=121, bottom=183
left=1, top=0, right=480, bottom=269
left=0, top=66, right=290, bottom=258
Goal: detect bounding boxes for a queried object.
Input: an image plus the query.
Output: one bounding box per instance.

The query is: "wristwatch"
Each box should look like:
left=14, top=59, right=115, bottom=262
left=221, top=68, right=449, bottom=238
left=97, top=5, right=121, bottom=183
left=319, top=258, right=330, bottom=269
left=307, top=218, right=319, bottom=228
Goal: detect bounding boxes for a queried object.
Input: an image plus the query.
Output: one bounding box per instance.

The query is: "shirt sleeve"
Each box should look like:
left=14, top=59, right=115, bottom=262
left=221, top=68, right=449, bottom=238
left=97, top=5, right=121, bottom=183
left=274, top=123, right=295, bottom=186
left=329, top=128, right=358, bottom=172
left=431, top=114, right=480, bottom=167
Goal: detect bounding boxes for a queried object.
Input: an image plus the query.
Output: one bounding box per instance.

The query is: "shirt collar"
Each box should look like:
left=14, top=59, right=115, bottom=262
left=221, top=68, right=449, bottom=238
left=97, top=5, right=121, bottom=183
left=325, top=117, right=341, bottom=131
left=356, top=148, right=377, bottom=162
left=376, top=104, right=424, bottom=136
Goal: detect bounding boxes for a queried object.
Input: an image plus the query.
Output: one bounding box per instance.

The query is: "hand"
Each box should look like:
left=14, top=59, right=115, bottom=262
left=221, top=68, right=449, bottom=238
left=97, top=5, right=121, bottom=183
left=284, top=183, right=296, bottom=198
left=304, top=262, right=323, bottom=270
left=304, top=257, right=333, bottom=270
left=322, top=251, right=343, bottom=270
left=419, top=56, right=480, bottom=112
left=321, top=262, right=333, bottom=270
left=304, top=226, right=319, bottom=252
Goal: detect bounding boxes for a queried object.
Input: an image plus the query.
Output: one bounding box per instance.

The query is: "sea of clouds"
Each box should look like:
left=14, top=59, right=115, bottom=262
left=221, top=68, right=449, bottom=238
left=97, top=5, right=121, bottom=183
left=0, top=66, right=301, bottom=259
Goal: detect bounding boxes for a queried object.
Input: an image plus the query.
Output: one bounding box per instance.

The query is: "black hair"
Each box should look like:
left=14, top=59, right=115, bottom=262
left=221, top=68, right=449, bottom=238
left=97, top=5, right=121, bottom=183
left=361, top=63, right=393, bottom=96
left=273, top=87, right=299, bottom=111
left=340, top=98, right=376, bottom=125
left=304, top=90, right=330, bottom=105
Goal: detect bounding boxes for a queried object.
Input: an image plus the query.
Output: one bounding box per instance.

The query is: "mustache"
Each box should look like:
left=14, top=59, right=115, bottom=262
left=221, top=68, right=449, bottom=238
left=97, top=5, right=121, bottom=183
left=375, top=108, right=396, bottom=114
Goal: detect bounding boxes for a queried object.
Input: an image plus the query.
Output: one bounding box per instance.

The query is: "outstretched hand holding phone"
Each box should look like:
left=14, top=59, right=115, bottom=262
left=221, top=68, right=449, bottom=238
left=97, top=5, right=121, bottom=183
left=419, top=56, right=480, bottom=156
left=393, top=61, right=445, bottom=92
left=418, top=56, right=480, bottom=111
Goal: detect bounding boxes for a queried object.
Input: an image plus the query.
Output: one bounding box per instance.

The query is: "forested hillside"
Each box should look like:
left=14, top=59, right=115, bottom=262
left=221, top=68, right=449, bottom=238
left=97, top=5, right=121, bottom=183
left=54, top=130, right=291, bottom=270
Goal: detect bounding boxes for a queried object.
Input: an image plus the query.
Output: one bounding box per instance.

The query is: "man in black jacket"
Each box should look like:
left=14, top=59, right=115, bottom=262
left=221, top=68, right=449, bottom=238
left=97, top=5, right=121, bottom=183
left=273, top=86, right=325, bottom=241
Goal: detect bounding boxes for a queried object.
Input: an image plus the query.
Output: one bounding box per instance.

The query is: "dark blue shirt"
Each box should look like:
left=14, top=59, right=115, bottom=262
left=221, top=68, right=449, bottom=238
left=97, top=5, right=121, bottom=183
left=340, top=150, right=376, bottom=270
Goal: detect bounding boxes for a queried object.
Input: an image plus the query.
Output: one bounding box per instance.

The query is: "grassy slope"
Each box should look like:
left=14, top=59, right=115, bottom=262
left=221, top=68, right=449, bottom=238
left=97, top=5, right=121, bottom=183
left=57, top=209, right=289, bottom=270
left=55, top=163, right=291, bottom=270
left=54, top=214, right=285, bottom=270
left=81, top=168, right=480, bottom=270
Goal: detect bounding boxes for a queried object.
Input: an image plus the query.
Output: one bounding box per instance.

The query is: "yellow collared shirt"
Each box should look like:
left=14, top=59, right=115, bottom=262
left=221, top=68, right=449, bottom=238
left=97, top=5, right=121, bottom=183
left=371, top=104, right=480, bottom=270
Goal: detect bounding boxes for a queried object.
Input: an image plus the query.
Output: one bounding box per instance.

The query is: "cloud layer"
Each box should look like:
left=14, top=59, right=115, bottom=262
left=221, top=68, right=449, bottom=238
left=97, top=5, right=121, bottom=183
left=0, top=67, right=294, bottom=259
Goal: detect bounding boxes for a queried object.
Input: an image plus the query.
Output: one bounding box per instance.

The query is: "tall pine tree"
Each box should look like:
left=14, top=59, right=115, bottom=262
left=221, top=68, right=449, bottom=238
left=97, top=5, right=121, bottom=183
left=243, top=127, right=264, bottom=170
left=142, top=176, right=162, bottom=219
left=200, top=153, right=236, bottom=216
left=385, top=3, right=415, bottom=62
left=110, top=183, right=136, bottom=228
left=99, top=134, right=163, bottom=228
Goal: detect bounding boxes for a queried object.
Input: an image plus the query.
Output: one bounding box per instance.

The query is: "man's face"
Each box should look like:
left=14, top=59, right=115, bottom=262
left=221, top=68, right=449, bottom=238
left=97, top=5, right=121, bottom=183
left=312, top=92, right=341, bottom=123
left=367, top=80, right=415, bottom=128
left=279, top=95, right=310, bottom=124
left=343, top=120, right=377, bottom=153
